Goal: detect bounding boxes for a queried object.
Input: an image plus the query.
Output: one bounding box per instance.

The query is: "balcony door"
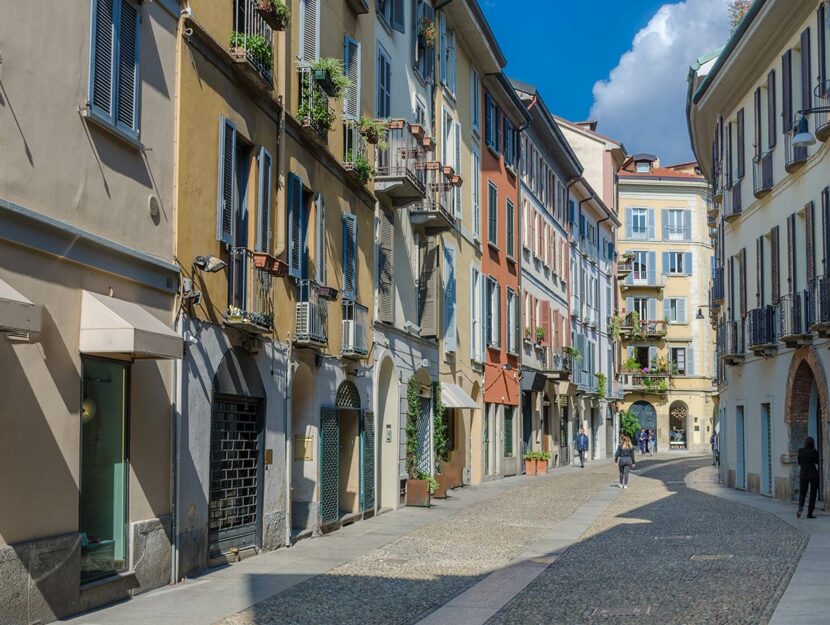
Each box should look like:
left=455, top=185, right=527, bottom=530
left=632, top=251, right=648, bottom=284
left=230, top=140, right=252, bottom=310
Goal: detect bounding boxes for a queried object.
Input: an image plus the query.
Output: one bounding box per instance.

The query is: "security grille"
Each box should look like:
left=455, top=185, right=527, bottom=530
left=209, top=396, right=262, bottom=555
left=320, top=407, right=340, bottom=525
left=417, top=398, right=432, bottom=475
left=362, top=411, right=375, bottom=511
left=336, top=381, right=361, bottom=408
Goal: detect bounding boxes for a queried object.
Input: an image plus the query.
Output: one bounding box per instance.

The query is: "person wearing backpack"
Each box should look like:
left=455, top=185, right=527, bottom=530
left=615, top=434, right=637, bottom=489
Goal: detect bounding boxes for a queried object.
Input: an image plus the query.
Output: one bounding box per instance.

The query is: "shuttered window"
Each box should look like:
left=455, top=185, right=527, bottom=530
left=471, top=267, right=483, bottom=362
left=801, top=28, right=812, bottom=112
left=256, top=147, right=273, bottom=253
left=485, top=94, right=498, bottom=152
left=287, top=173, right=305, bottom=279
left=300, top=0, right=320, bottom=63
left=377, top=0, right=405, bottom=32
left=787, top=214, right=796, bottom=293
left=343, top=37, right=360, bottom=119
left=756, top=236, right=764, bottom=307
left=782, top=50, right=793, bottom=131
left=413, top=1, right=434, bottom=82
left=315, top=193, right=326, bottom=284
left=739, top=248, right=747, bottom=318
left=378, top=209, right=394, bottom=323
left=737, top=108, right=745, bottom=179
left=822, top=187, right=830, bottom=277
left=540, top=300, right=551, bottom=347
left=771, top=225, right=780, bottom=302
left=820, top=4, right=828, bottom=90
left=419, top=239, right=439, bottom=337
left=487, top=182, right=498, bottom=246
left=806, top=201, right=816, bottom=286
left=506, top=199, right=515, bottom=259
left=216, top=116, right=237, bottom=245
left=342, top=214, right=357, bottom=300
left=486, top=277, right=500, bottom=348
left=376, top=46, right=391, bottom=118
left=89, top=0, right=140, bottom=136
left=444, top=245, right=457, bottom=352
left=754, top=88, right=762, bottom=159
left=767, top=70, right=777, bottom=148
left=471, top=67, right=481, bottom=133
left=472, top=149, right=481, bottom=240
left=506, top=288, right=518, bottom=354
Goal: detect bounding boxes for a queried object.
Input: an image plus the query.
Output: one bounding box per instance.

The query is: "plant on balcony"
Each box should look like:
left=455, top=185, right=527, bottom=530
left=628, top=311, right=645, bottom=341
left=595, top=372, right=607, bottom=400
left=610, top=315, right=622, bottom=342
left=299, top=74, right=336, bottom=133
left=230, top=32, right=273, bottom=68
left=418, top=16, right=437, bottom=46
left=358, top=117, right=387, bottom=145
left=524, top=327, right=532, bottom=341
left=346, top=151, right=375, bottom=184
left=623, top=356, right=641, bottom=373
left=255, top=0, right=290, bottom=30
left=564, top=345, right=581, bottom=360
left=225, top=305, right=273, bottom=331
left=619, top=409, right=641, bottom=441
left=312, top=57, right=351, bottom=98
left=535, top=327, right=546, bottom=344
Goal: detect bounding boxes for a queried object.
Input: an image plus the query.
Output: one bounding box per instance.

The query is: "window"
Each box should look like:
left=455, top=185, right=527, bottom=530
left=636, top=162, right=650, bottom=173
left=471, top=67, right=481, bottom=134
left=631, top=208, right=647, bottom=237
left=504, top=407, right=515, bottom=457
left=376, top=45, right=391, bottom=118
left=504, top=118, right=516, bottom=168
left=665, top=298, right=687, bottom=324
left=471, top=267, right=483, bottom=362
left=665, top=209, right=686, bottom=241
left=377, top=0, right=404, bottom=32
left=342, top=214, right=357, bottom=300
left=472, top=149, right=481, bottom=240
left=88, top=0, right=141, bottom=138
left=487, top=182, right=498, bottom=246
left=632, top=297, right=649, bottom=319
left=666, top=251, right=693, bottom=275
left=439, top=15, right=457, bottom=94
left=485, top=94, right=499, bottom=152
left=507, top=288, right=518, bottom=354
left=506, top=199, right=515, bottom=259
left=414, top=1, right=435, bottom=82
left=670, top=347, right=687, bottom=375
left=486, top=277, right=500, bottom=348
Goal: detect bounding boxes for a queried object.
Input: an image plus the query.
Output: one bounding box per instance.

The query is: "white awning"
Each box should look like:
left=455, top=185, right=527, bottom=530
left=0, top=277, right=41, bottom=334
left=80, top=290, right=182, bottom=359
left=441, top=383, right=478, bottom=409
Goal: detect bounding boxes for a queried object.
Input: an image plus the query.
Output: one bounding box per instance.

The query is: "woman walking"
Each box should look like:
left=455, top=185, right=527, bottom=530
left=797, top=436, right=820, bottom=519
left=615, top=434, right=637, bottom=489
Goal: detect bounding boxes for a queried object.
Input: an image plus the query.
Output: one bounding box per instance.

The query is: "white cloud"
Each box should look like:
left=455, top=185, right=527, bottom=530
left=589, top=0, right=731, bottom=164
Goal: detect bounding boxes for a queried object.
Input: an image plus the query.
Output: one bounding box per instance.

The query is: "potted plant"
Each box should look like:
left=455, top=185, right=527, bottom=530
left=537, top=451, right=552, bottom=473
left=405, top=379, right=432, bottom=506
left=358, top=118, right=386, bottom=145
left=346, top=151, right=375, bottom=185
left=523, top=451, right=539, bottom=475
left=298, top=74, right=336, bottom=134
left=408, top=122, right=424, bottom=138
left=418, top=16, right=437, bottom=47
left=524, top=327, right=532, bottom=342
left=229, top=32, right=273, bottom=69
left=595, top=372, right=606, bottom=400
left=255, top=0, right=290, bottom=30
left=535, top=327, right=546, bottom=345
left=564, top=345, right=581, bottom=361
left=312, top=57, right=351, bottom=98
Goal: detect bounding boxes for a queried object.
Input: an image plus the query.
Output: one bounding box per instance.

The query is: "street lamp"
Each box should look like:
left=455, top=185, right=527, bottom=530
left=793, top=115, right=818, bottom=148
left=696, top=305, right=711, bottom=320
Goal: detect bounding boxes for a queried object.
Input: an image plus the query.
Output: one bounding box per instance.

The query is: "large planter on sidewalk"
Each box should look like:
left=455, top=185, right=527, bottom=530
left=524, top=452, right=552, bottom=475
left=405, top=479, right=431, bottom=507
left=524, top=458, right=538, bottom=475
left=433, top=473, right=449, bottom=499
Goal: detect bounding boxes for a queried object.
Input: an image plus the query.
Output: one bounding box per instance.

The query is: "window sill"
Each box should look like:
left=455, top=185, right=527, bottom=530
left=486, top=144, right=501, bottom=160
left=487, top=241, right=500, bottom=252
left=506, top=254, right=517, bottom=265
left=82, top=107, right=143, bottom=151
left=487, top=343, right=501, bottom=352
left=505, top=164, right=517, bottom=178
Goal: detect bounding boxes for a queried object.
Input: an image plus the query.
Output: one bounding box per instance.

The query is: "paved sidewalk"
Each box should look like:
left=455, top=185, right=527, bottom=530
left=686, top=466, right=830, bottom=625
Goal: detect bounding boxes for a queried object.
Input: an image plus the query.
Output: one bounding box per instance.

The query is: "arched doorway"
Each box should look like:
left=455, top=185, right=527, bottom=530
left=630, top=400, right=657, bottom=452
left=786, top=353, right=827, bottom=505
left=291, top=363, right=315, bottom=535
left=334, top=381, right=362, bottom=519
left=376, top=357, right=398, bottom=511
left=669, top=401, right=688, bottom=450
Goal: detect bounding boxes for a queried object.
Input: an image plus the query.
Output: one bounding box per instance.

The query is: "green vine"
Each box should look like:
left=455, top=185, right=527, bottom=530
left=433, top=381, right=448, bottom=468
left=230, top=32, right=272, bottom=68
left=298, top=73, right=335, bottom=133
left=610, top=315, right=622, bottom=342
left=595, top=372, right=606, bottom=400
left=405, top=378, right=421, bottom=479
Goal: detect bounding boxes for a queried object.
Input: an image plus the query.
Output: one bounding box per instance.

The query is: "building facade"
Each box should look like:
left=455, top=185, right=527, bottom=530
left=688, top=0, right=830, bottom=504
left=617, top=156, right=717, bottom=453
left=0, top=1, right=182, bottom=621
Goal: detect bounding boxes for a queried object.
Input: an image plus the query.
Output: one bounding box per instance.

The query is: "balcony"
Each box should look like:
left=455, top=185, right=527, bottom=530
left=573, top=369, right=599, bottom=395
left=229, top=0, right=274, bottom=85
left=375, top=120, right=428, bottom=205
left=784, top=125, right=808, bottom=172
left=815, top=81, right=830, bottom=143
left=621, top=270, right=666, bottom=290
left=583, top=306, right=598, bottom=328
left=224, top=248, right=275, bottom=334
left=341, top=300, right=369, bottom=358
left=580, top=236, right=597, bottom=261
left=723, top=182, right=742, bottom=222
left=778, top=291, right=813, bottom=347
left=345, top=0, right=370, bottom=14
left=294, top=279, right=328, bottom=347
left=752, top=151, right=774, bottom=198
left=619, top=314, right=667, bottom=340
left=617, top=255, right=634, bottom=278
left=409, top=163, right=455, bottom=233
left=719, top=320, right=745, bottom=366
left=711, top=163, right=723, bottom=202
left=544, top=349, right=572, bottom=380
left=621, top=372, right=669, bottom=396
left=746, top=305, right=777, bottom=356
left=712, top=267, right=725, bottom=305
left=297, top=66, right=332, bottom=143
left=342, top=120, right=371, bottom=186
left=812, top=276, right=830, bottom=337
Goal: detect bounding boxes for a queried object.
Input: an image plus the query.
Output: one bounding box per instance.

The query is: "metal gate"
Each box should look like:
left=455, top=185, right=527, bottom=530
left=209, top=395, right=262, bottom=555
left=362, top=411, right=375, bottom=511
left=319, top=406, right=340, bottom=525
left=417, top=397, right=431, bottom=475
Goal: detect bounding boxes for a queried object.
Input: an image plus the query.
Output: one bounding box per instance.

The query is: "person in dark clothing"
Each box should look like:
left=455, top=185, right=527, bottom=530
left=575, top=428, right=589, bottom=468
left=638, top=429, right=647, bottom=454
left=615, top=434, right=637, bottom=489
left=798, top=436, right=821, bottom=519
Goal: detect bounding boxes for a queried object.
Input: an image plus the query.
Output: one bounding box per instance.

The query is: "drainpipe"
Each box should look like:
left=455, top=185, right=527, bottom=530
left=284, top=336, right=293, bottom=547
left=273, top=8, right=288, bottom=259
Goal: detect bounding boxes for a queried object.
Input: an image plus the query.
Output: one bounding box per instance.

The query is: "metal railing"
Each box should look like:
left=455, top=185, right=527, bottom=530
left=342, top=300, right=369, bottom=356
left=813, top=276, right=830, bottom=328
left=784, top=124, right=808, bottom=171
left=720, top=319, right=745, bottom=360
left=712, top=266, right=725, bottom=304
left=621, top=372, right=669, bottom=394
left=412, top=164, right=454, bottom=222
left=664, top=225, right=688, bottom=241
left=546, top=349, right=572, bottom=374
left=297, top=66, right=331, bottom=140
left=617, top=257, right=634, bottom=276
left=580, top=236, right=597, bottom=260
left=752, top=151, right=773, bottom=197
left=623, top=271, right=666, bottom=288
left=723, top=181, right=742, bottom=221
left=232, top=0, right=274, bottom=83
left=779, top=290, right=812, bottom=341
left=619, top=314, right=667, bottom=338
left=343, top=119, right=369, bottom=181
left=376, top=121, right=428, bottom=195
left=815, top=80, right=830, bottom=141
left=747, top=305, right=777, bottom=349
left=573, top=368, right=597, bottom=392
left=225, top=248, right=275, bottom=332
left=295, top=279, right=328, bottom=345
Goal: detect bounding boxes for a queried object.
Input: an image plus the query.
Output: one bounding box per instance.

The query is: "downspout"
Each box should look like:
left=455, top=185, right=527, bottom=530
left=273, top=11, right=288, bottom=259
left=284, top=336, right=293, bottom=547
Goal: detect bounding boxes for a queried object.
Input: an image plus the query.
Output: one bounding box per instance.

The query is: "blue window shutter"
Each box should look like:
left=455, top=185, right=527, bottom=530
left=439, top=13, right=447, bottom=83
left=444, top=246, right=457, bottom=351
left=626, top=296, right=633, bottom=313
left=647, top=208, right=656, bottom=239
left=684, top=210, right=692, bottom=241
left=216, top=116, right=236, bottom=245
left=684, top=252, right=693, bottom=275
left=288, top=173, right=303, bottom=278
left=647, top=251, right=656, bottom=276
left=391, top=0, right=405, bottom=32
left=662, top=252, right=670, bottom=274
left=625, top=208, right=632, bottom=239
left=687, top=347, right=695, bottom=375
left=662, top=209, right=669, bottom=240
left=342, top=214, right=357, bottom=299
left=256, top=147, right=273, bottom=253
left=678, top=298, right=686, bottom=323
left=90, top=0, right=116, bottom=120
left=648, top=297, right=657, bottom=320
left=116, top=0, right=140, bottom=133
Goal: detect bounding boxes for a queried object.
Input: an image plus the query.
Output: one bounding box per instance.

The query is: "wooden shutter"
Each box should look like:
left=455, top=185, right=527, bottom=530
left=767, top=70, right=777, bottom=148
left=787, top=214, right=796, bottom=293
left=392, top=0, right=405, bottom=32
left=287, top=173, right=303, bottom=278
left=256, top=147, right=273, bottom=253
left=438, top=13, right=447, bottom=84
left=216, top=116, right=236, bottom=245
left=729, top=256, right=735, bottom=320
left=506, top=201, right=514, bottom=257
left=378, top=209, right=394, bottom=323
left=807, top=201, right=816, bottom=286
left=801, top=28, right=812, bottom=110
left=116, top=0, right=139, bottom=132
left=684, top=252, right=693, bottom=275
left=343, top=37, right=360, bottom=119
left=737, top=108, right=745, bottom=179
left=756, top=235, right=764, bottom=307
left=538, top=211, right=545, bottom=256
left=686, top=347, right=695, bottom=376
left=647, top=208, right=656, bottom=239
left=315, top=193, right=326, bottom=284
left=91, top=0, right=115, bottom=118
left=754, top=88, right=762, bottom=158
left=301, top=0, right=319, bottom=62
left=726, top=121, right=733, bottom=183
left=820, top=4, right=827, bottom=89
left=771, top=225, right=780, bottom=302
left=782, top=50, right=793, bottom=131
left=823, top=187, right=830, bottom=277
left=444, top=245, right=457, bottom=351
left=677, top=298, right=687, bottom=324
left=342, top=214, right=357, bottom=300
left=420, top=238, right=439, bottom=337
left=740, top=248, right=747, bottom=318
left=540, top=300, right=551, bottom=347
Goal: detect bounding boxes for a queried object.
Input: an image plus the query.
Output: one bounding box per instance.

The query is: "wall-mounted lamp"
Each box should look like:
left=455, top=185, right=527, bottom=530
left=194, top=255, right=226, bottom=273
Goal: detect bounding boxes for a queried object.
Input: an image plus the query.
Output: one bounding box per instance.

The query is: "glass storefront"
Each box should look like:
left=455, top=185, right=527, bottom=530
left=80, top=358, right=129, bottom=583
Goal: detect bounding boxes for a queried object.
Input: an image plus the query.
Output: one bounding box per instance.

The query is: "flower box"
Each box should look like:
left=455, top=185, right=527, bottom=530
left=317, top=285, right=339, bottom=301
left=405, top=479, right=431, bottom=507
left=255, top=1, right=289, bottom=31
left=313, top=69, right=338, bottom=97
left=524, top=458, right=538, bottom=475
left=251, top=251, right=285, bottom=276
left=433, top=473, right=450, bottom=499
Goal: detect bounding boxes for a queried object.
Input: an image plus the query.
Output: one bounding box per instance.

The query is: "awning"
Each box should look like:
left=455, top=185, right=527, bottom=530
left=80, top=290, right=182, bottom=359
left=521, top=370, right=547, bottom=393
left=441, top=383, right=478, bottom=409
left=0, top=277, right=41, bottom=334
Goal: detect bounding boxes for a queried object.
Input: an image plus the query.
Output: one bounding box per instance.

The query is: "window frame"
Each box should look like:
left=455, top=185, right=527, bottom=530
left=376, top=43, right=392, bottom=118
left=471, top=66, right=481, bottom=135
left=487, top=181, right=498, bottom=248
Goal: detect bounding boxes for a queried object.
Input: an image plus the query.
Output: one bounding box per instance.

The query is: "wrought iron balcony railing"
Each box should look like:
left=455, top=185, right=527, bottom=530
left=747, top=305, right=777, bottom=354
left=712, top=266, right=725, bottom=305
left=619, top=314, right=667, bottom=339
left=617, top=257, right=634, bottom=278
left=230, top=0, right=274, bottom=84
left=812, top=276, right=830, bottom=336
left=778, top=290, right=813, bottom=346
left=341, top=300, right=369, bottom=357
left=723, top=181, right=742, bottom=221
left=545, top=349, right=572, bottom=377
left=622, top=271, right=666, bottom=289
left=409, top=163, right=455, bottom=232
left=752, top=151, right=774, bottom=198
left=815, top=80, right=830, bottom=143
left=720, top=319, right=745, bottom=365
left=297, top=66, right=332, bottom=141
left=342, top=119, right=370, bottom=185
left=621, top=372, right=669, bottom=395
left=375, top=120, right=429, bottom=203
left=785, top=123, right=808, bottom=172
left=225, top=247, right=275, bottom=334
left=294, top=279, right=328, bottom=346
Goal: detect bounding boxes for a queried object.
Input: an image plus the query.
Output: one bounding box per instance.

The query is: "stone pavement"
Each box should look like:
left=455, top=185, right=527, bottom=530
left=62, top=456, right=827, bottom=625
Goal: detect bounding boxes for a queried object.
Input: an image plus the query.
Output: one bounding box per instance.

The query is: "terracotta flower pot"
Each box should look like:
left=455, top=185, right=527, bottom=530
left=536, top=458, right=548, bottom=474
left=255, top=1, right=289, bottom=31
left=405, top=479, right=431, bottom=507
left=524, top=459, right=538, bottom=475
left=433, top=473, right=449, bottom=499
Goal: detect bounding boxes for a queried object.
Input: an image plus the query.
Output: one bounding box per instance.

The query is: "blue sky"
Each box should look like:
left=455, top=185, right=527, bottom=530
left=480, top=0, right=733, bottom=164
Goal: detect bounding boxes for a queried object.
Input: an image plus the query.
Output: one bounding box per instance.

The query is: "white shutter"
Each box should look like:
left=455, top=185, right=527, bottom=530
left=216, top=116, right=236, bottom=245
left=256, top=147, right=273, bottom=253
left=300, top=0, right=319, bottom=63
left=315, top=193, right=326, bottom=284
left=444, top=245, right=457, bottom=351
left=343, top=37, right=360, bottom=119
left=454, top=121, right=462, bottom=216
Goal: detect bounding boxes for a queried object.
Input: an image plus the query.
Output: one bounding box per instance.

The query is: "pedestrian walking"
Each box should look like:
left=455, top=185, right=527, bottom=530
left=648, top=430, right=656, bottom=455
left=797, top=436, right=820, bottom=519
left=615, top=434, right=637, bottom=489
left=575, top=427, right=589, bottom=468
left=638, top=429, right=647, bottom=454
left=710, top=432, right=719, bottom=466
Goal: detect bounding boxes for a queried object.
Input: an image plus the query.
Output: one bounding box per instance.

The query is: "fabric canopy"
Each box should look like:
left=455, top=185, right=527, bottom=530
left=441, top=383, right=478, bottom=409
left=79, top=290, right=182, bottom=359
left=0, top=277, right=41, bottom=334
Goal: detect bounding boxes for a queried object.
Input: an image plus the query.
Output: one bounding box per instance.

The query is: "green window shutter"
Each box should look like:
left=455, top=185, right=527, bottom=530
left=256, top=147, right=273, bottom=253
left=216, top=116, right=236, bottom=245
left=342, top=214, right=357, bottom=300
left=378, top=209, right=394, bottom=324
